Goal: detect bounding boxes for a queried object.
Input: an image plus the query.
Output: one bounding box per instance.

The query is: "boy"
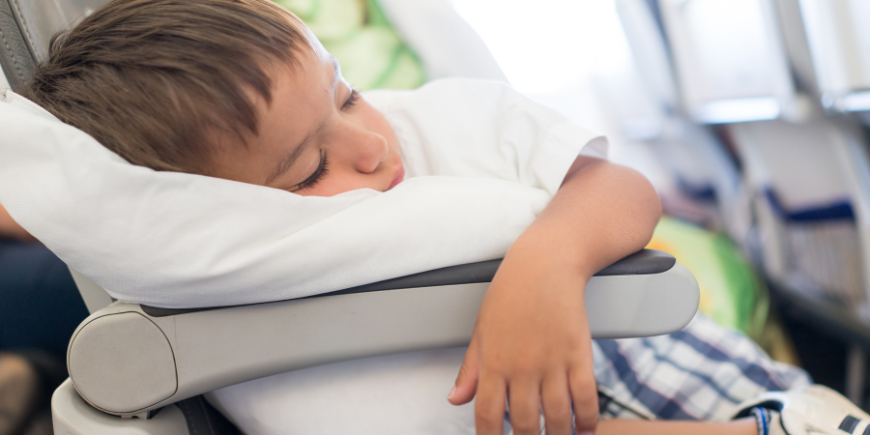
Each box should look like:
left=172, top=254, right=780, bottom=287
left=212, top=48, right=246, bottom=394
left=15, top=0, right=861, bottom=434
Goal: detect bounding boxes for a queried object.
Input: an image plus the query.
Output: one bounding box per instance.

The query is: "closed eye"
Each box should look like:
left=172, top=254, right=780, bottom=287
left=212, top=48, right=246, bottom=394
left=293, top=150, right=329, bottom=191
left=342, top=88, right=360, bottom=110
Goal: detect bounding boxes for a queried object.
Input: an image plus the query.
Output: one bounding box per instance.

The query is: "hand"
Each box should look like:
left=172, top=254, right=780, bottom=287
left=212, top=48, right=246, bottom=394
left=0, top=203, right=36, bottom=242
left=448, top=240, right=598, bottom=435
left=446, top=157, right=659, bottom=435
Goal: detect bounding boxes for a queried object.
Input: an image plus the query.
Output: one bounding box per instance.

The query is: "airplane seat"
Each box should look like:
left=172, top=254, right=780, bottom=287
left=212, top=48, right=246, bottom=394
left=0, top=1, right=700, bottom=434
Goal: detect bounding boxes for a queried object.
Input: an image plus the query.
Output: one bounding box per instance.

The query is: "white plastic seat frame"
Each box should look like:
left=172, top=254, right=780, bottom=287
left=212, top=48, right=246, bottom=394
left=50, top=249, right=699, bottom=435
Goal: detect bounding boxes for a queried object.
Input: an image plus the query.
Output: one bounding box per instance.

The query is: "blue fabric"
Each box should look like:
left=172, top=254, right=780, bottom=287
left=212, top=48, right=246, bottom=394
left=0, top=238, right=89, bottom=358
left=519, top=315, right=809, bottom=434
left=765, top=189, right=854, bottom=222
left=593, top=314, right=811, bottom=422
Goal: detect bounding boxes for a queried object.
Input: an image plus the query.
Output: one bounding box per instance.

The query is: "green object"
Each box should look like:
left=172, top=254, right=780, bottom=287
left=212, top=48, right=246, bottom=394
left=647, top=217, right=768, bottom=338
left=274, top=0, right=426, bottom=91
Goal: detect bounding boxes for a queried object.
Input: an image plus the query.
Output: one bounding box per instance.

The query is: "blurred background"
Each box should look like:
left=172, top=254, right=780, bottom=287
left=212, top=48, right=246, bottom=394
left=4, top=0, right=870, bottom=432
left=448, top=0, right=870, bottom=409
left=450, top=0, right=870, bottom=411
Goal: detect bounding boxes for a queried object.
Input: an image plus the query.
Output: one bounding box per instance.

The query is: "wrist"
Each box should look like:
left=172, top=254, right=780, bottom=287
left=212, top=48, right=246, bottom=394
left=506, top=226, right=597, bottom=282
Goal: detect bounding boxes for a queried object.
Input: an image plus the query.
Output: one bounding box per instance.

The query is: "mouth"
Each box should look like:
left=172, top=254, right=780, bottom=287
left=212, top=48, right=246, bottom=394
left=387, top=165, right=405, bottom=190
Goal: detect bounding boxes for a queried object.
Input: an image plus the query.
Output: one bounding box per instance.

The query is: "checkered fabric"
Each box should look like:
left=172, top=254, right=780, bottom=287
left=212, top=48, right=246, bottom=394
left=593, top=314, right=811, bottom=422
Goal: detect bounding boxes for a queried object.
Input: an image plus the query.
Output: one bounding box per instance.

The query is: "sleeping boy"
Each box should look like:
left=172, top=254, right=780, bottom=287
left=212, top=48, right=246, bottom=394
left=15, top=0, right=864, bottom=434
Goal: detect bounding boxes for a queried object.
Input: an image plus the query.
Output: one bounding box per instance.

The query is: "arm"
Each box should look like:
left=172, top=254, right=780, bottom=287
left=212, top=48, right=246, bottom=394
left=0, top=202, right=35, bottom=242
left=448, top=156, right=661, bottom=435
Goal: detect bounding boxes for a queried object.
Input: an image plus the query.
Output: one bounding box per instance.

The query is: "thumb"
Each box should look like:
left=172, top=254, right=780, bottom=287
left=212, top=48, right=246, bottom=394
left=448, top=337, right=480, bottom=405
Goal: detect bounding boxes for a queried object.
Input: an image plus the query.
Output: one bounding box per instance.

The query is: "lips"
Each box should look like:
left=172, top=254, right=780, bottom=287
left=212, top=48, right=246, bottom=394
left=387, top=165, right=405, bottom=190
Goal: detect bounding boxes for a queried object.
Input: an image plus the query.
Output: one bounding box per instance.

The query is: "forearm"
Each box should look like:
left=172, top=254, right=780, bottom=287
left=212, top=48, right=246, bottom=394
left=509, top=157, right=661, bottom=279
left=456, top=158, right=660, bottom=433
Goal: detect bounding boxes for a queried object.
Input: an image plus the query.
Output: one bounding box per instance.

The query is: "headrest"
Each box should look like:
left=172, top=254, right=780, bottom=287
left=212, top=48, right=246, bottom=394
left=0, top=0, right=109, bottom=88
left=0, top=84, right=561, bottom=308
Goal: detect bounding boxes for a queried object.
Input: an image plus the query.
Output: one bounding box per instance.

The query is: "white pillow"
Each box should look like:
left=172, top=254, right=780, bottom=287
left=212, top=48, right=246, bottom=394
left=0, top=79, right=603, bottom=308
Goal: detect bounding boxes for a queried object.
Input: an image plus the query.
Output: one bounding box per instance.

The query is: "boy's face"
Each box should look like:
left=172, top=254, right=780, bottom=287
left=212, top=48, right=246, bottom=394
left=207, top=37, right=404, bottom=196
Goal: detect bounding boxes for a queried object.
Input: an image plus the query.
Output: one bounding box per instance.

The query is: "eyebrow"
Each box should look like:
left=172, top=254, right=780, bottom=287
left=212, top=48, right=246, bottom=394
left=266, top=56, right=341, bottom=185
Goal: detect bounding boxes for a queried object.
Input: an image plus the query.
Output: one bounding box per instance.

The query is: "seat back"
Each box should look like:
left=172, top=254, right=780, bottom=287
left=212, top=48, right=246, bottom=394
left=0, top=0, right=115, bottom=312
left=0, top=0, right=108, bottom=89
left=656, top=0, right=798, bottom=124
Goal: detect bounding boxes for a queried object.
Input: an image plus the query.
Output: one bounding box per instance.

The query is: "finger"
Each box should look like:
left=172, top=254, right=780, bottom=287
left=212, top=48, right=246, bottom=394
left=507, top=379, right=542, bottom=435
left=449, top=339, right=480, bottom=405
left=475, top=374, right=507, bottom=435
left=541, top=373, right=572, bottom=435
left=568, top=366, right=599, bottom=435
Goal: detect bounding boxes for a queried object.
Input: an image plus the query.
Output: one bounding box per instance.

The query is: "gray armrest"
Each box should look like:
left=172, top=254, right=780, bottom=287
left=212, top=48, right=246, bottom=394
left=66, top=250, right=699, bottom=417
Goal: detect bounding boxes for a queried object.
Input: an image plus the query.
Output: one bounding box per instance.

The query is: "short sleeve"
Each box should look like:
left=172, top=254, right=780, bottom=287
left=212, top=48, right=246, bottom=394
left=530, top=122, right=608, bottom=196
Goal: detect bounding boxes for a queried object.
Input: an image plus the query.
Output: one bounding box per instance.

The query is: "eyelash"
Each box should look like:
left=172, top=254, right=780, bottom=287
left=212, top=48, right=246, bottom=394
left=295, top=150, right=329, bottom=191
left=293, top=89, right=355, bottom=191
left=342, top=88, right=360, bottom=110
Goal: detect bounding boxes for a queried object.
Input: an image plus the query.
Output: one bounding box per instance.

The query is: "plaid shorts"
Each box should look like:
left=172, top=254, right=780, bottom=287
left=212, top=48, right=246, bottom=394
left=594, top=313, right=811, bottom=422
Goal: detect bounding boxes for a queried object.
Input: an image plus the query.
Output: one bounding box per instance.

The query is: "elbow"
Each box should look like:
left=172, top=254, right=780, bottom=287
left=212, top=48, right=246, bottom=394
left=559, top=158, right=662, bottom=254
left=605, top=163, right=661, bottom=250
left=627, top=166, right=661, bottom=248
left=632, top=166, right=661, bottom=227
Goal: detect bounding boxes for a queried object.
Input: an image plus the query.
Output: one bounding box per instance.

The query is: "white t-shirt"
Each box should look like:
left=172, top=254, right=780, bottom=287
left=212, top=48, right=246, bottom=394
left=368, top=78, right=607, bottom=187
left=206, top=78, right=607, bottom=435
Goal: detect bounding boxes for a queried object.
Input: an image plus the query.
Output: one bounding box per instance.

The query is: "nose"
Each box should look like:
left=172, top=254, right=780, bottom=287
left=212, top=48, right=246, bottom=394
left=351, top=128, right=389, bottom=174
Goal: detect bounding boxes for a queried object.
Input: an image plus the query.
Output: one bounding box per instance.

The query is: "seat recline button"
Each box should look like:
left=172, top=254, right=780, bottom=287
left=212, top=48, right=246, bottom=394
left=68, top=312, right=178, bottom=413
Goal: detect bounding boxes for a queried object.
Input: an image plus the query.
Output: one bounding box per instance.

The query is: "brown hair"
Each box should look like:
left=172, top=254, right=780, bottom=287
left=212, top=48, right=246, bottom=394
left=21, top=0, right=307, bottom=173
